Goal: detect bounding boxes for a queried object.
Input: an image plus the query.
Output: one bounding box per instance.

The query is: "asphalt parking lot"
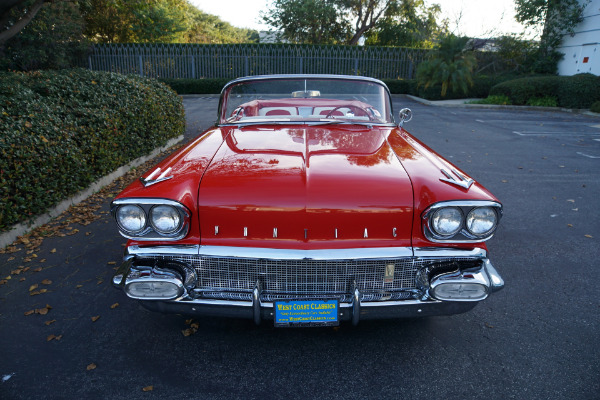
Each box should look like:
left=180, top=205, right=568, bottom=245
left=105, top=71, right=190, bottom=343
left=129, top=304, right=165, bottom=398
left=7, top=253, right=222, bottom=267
left=0, top=96, right=598, bottom=399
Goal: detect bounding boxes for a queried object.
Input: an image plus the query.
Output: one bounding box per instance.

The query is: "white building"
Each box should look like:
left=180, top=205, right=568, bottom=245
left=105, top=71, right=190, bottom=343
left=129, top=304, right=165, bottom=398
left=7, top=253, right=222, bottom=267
left=557, top=0, right=600, bottom=75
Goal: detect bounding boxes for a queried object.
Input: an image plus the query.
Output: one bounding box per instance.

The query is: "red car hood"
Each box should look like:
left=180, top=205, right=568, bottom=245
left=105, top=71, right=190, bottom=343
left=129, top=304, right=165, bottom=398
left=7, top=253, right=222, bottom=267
left=198, top=125, right=414, bottom=249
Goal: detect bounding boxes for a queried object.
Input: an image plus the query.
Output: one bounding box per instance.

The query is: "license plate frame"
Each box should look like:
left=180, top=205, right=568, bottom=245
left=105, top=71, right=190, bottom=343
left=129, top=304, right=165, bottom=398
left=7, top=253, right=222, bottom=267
left=274, top=299, right=340, bottom=327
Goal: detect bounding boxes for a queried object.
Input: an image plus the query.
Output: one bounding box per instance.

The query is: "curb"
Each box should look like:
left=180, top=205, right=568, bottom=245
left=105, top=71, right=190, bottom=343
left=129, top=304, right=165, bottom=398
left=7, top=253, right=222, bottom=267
left=0, top=135, right=184, bottom=250
left=402, top=94, right=600, bottom=117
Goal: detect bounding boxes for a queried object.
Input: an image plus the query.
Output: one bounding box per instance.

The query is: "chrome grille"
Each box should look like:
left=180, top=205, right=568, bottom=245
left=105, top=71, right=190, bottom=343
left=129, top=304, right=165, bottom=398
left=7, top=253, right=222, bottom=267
left=141, top=254, right=479, bottom=300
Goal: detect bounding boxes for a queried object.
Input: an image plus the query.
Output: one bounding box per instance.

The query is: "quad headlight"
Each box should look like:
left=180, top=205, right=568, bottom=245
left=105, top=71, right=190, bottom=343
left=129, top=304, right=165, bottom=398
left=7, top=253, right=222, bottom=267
left=423, top=201, right=502, bottom=242
left=430, top=207, right=463, bottom=237
left=116, top=205, right=147, bottom=234
left=150, top=205, right=182, bottom=235
left=111, top=199, right=190, bottom=240
left=466, top=207, right=498, bottom=236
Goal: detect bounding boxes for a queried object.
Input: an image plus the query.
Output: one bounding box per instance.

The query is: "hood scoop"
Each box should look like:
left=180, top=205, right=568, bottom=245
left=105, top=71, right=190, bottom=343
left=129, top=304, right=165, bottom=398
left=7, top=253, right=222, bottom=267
left=440, top=168, right=474, bottom=190
left=140, top=167, right=174, bottom=187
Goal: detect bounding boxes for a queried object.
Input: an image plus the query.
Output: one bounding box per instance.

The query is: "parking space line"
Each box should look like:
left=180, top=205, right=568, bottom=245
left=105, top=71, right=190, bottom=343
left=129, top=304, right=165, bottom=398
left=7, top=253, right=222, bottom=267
left=577, top=152, right=600, bottom=159
left=513, top=130, right=600, bottom=136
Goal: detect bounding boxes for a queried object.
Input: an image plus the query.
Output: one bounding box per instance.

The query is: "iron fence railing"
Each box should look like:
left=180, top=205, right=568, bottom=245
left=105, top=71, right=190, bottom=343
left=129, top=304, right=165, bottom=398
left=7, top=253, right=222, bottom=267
left=87, top=44, right=430, bottom=80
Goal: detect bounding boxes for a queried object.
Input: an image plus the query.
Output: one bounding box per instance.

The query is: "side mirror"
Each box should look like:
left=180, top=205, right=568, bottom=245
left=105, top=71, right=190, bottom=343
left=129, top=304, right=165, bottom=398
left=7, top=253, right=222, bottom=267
left=398, top=108, right=412, bottom=127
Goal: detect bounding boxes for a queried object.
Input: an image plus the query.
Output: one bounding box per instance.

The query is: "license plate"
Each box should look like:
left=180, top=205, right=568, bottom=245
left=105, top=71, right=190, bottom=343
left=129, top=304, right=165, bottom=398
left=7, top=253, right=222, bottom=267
left=274, top=299, right=339, bottom=327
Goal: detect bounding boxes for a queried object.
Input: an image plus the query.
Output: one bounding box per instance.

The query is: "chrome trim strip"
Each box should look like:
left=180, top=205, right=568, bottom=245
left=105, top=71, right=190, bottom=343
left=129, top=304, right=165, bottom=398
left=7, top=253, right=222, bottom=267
left=127, top=245, right=200, bottom=256
left=126, top=245, right=488, bottom=261
left=440, top=168, right=474, bottom=190
left=197, top=245, right=414, bottom=260
left=413, top=247, right=487, bottom=258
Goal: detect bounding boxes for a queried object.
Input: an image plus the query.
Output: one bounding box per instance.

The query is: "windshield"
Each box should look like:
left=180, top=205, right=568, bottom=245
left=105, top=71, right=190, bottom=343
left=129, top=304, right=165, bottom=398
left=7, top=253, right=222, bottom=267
left=219, top=77, right=394, bottom=125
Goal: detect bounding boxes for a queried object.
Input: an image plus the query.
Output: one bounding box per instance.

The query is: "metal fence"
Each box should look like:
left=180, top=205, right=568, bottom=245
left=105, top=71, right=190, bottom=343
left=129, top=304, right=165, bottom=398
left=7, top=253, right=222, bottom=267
left=87, top=44, right=430, bottom=80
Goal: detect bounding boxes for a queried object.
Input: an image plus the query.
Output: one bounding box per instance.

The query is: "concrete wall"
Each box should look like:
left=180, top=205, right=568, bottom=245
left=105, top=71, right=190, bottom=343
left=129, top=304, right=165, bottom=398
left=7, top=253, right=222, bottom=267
left=557, top=0, right=600, bottom=76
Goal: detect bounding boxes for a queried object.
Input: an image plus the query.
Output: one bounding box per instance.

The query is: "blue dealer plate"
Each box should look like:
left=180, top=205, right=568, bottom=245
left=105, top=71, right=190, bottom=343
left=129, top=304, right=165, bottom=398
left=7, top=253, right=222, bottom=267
left=274, top=299, right=339, bottom=327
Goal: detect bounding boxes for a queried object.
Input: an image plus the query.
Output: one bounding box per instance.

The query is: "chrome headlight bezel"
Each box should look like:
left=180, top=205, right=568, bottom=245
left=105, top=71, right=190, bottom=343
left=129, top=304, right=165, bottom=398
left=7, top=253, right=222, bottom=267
left=422, top=201, right=502, bottom=243
left=111, top=198, right=190, bottom=241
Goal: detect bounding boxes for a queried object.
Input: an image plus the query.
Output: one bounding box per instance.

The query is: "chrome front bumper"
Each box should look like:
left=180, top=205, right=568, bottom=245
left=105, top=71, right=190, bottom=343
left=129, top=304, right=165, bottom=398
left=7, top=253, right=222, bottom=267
left=113, top=245, right=504, bottom=325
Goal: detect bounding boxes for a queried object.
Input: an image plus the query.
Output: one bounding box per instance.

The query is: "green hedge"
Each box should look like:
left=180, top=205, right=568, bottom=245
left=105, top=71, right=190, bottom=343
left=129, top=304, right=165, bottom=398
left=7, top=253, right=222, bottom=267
left=490, top=74, right=600, bottom=108
left=0, top=69, right=185, bottom=231
left=159, top=78, right=231, bottom=95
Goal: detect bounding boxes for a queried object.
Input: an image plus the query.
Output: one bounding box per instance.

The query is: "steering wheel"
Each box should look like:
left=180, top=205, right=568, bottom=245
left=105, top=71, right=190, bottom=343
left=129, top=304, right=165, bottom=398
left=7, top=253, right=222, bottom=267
left=325, top=105, right=374, bottom=121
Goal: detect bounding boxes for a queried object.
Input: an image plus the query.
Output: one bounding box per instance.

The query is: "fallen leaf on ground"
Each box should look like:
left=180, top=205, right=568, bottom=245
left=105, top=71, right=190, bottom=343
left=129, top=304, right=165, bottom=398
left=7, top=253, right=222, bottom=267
left=110, top=303, right=119, bottom=309
left=24, top=310, right=35, bottom=316
left=41, top=279, right=52, bottom=285
left=87, top=363, right=97, bottom=371
left=91, top=315, right=100, bottom=322
left=33, top=267, right=42, bottom=272
left=585, top=234, right=593, bottom=238
left=142, top=386, right=153, bottom=392
left=107, top=261, right=116, bottom=265
left=45, top=320, right=56, bottom=326
left=47, top=334, right=62, bottom=342
left=50, top=248, right=56, bottom=253
left=29, top=284, right=39, bottom=292
left=0, top=280, right=7, bottom=286
left=36, top=307, right=49, bottom=315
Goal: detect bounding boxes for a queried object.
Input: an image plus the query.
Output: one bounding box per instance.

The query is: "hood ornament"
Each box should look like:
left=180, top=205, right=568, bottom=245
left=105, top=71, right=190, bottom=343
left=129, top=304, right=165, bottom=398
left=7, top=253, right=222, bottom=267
left=140, top=167, right=173, bottom=187
left=440, top=168, right=474, bottom=190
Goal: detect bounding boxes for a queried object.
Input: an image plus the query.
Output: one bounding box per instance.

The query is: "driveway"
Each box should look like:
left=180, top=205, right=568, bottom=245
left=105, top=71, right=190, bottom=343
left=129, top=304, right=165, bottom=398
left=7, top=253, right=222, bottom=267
left=0, top=97, right=598, bottom=399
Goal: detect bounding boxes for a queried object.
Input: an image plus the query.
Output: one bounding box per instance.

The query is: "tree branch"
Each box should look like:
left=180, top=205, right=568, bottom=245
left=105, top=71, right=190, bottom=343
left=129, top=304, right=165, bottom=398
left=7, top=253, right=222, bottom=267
left=0, top=0, right=48, bottom=45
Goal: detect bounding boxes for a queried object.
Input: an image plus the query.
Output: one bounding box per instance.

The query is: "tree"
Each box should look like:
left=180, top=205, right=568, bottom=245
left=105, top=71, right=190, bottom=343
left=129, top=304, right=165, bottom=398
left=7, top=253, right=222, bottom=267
left=514, top=0, right=589, bottom=73
left=0, top=0, right=49, bottom=47
left=343, top=0, right=400, bottom=45
left=416, top=35, right=476, bottom=97
left=261, top=0, right=350, bottom=44
left=1, top=0, right=88, bottom=71
left=184, top=7, right=258, bottom=44
left=80, top=0, right=190, bottom=43
left=366, top=0, right=446, bottom=48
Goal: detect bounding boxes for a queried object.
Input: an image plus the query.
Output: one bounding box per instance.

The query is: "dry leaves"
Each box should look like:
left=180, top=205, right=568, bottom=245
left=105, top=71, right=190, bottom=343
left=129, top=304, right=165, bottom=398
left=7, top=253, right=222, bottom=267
left=45, top=320, right=56, bottom=326
left=91, top=315, right=100, bottom=322
left=25, top=304, right=52, bottom=316
left=142, top=386, right=154, bottom=392
left=585, top=234, right=593, bottom=239
left=182, top=319, right=200, bottom=337
left=47, top=334, right=62, bottom=342
left=41, top=279, right=52, bottom=285
left=87, top=363, right=97, bottom=371
left=110, top=303, right=119, bottom=309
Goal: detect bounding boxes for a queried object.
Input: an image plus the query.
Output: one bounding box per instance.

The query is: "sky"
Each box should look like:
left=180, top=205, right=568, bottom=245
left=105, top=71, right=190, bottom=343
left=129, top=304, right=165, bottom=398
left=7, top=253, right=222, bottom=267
left=189, top=0, right=533, bottom=39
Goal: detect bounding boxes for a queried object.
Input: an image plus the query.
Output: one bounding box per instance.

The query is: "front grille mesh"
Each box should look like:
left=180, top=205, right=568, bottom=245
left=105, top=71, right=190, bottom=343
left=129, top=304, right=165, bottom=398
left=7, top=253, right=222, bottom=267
left=143, top=254, right=477, bottom=302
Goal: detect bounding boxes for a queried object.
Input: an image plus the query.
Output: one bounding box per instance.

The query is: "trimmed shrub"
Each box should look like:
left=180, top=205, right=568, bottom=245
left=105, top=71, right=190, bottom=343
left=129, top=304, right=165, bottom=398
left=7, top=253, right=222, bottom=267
left=490, top=76, right=561, bottom=105
left=556, top=73, right=600, bottom=109
left=591, top=101, right=600, bottom=113
left=382, top=79, right=414, bottom=94
left=159, top=78, right=230, bottom=94
left=490, top=74, right=600, bottom=109
left=0, top=69, right=185, bottom=232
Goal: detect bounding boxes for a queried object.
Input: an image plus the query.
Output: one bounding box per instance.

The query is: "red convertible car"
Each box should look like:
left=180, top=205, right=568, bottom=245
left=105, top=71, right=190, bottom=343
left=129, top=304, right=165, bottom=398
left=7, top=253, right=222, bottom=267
left=111, top=75, right=504, bottom=327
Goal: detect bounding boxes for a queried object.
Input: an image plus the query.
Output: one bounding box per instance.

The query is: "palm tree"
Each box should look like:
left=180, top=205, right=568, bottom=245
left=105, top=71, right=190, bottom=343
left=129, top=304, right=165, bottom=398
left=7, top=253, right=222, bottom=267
left=416, top=34, right=476, bottom=97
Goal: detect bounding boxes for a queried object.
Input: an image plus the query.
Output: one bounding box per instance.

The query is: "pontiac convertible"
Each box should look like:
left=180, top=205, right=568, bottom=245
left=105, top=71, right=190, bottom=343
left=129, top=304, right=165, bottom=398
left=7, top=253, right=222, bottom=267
left=111, top=75, right=504, bottom=327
